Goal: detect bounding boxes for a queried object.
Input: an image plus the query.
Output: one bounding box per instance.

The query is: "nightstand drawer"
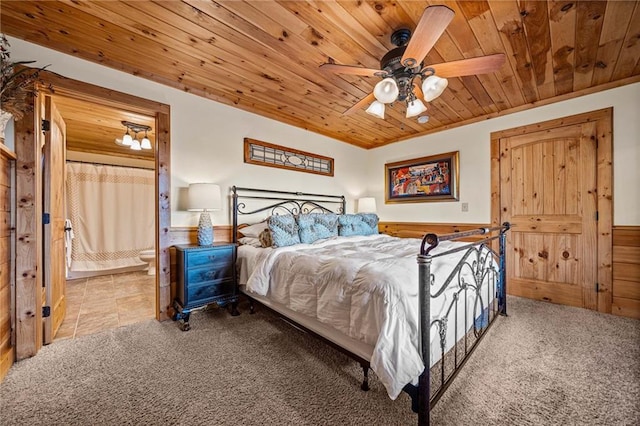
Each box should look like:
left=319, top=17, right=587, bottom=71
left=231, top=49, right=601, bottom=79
left=186, top=247, right=234, bottom=268
left=188, top=279, right=235, bottom=305
left=186, top=263, right=234, bottom=285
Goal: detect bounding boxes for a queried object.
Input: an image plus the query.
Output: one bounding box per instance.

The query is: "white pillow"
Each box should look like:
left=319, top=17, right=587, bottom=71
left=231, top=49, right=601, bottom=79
left=238, top=221, right=268, bottom=238
left=238, top=237, right=262, bottom=248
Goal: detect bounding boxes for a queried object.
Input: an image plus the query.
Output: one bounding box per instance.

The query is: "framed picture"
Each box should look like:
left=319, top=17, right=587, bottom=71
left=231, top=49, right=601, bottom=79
left=385, top=151, right=459, bottom=203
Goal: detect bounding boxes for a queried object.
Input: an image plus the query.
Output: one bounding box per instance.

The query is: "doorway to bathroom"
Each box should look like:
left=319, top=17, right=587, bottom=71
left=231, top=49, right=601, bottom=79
left=53, top=94, right=157, bottom=340
left=14, top=72, right=170, bottom=359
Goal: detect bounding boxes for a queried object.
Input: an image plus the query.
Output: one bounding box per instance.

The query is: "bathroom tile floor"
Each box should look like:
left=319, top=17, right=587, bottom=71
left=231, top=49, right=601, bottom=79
left=54, top=271, right=156, bottom=341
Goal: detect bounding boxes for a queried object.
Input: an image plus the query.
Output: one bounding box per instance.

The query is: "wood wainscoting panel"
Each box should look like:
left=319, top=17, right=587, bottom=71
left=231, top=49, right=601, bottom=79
left=378, top=222, right=492, bottom=242
left=0, top=143, right=16, bottom=382
left=612, top=226, right=640, bottom=319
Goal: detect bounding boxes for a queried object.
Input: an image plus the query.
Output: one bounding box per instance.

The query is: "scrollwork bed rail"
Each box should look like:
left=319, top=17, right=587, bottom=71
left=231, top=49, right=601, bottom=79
left=412, top=223, right=510, bottom=426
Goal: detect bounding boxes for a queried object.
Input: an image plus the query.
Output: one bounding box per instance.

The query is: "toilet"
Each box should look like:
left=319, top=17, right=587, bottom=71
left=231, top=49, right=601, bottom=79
left=139, top=249, right=156, bottom=275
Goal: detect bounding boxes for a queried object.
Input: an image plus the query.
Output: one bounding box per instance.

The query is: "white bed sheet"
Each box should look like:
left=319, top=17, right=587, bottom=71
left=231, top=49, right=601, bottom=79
left=238, top=234, right=496, bottom=400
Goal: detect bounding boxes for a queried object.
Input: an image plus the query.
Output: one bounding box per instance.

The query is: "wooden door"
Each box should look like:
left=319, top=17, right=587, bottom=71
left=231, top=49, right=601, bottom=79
left=499, top=122, right=598, bottom=309
left=43, top=96, right=67, bottom=343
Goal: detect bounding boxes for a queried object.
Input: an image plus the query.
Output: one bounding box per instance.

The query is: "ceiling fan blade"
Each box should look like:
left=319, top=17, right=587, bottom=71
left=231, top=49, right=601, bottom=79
left=344, top=93, right=375, bottom=115
left=401, top=5, right=455, bottom=68
left=429, top=54, right=506, bottom=78
left=320, top=63, right=385, bottom=77
left=412, top=82, right=425, bottom=100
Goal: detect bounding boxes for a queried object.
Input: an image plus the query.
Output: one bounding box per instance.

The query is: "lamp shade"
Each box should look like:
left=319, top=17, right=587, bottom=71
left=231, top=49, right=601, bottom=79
left=422, top=75, right=449, bottom=102
left=365, top=100, right=385, bottom=119
left=188, top=183, right=222, bottom=211
left=373, top=77, right=399, bottom=104
left=140, top=136, right=152, bottom=150
left=357, top=197, right=377, bottom=213
left=406, top=98, right=427, bottom=118
left=122, top=132, right=133, bottom=146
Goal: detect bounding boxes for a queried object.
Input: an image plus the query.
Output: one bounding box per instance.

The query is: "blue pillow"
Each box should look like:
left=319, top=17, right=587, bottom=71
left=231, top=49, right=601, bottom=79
left=338, top=213, right=379, bottom=237
left=297, top=213, right=339, bottom=244
left=268, top=214, right=300, bottom=247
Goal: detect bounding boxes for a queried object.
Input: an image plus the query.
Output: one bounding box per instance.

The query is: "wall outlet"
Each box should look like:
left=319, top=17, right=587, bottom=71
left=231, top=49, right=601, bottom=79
left=461, top=202, right=469, bottom=212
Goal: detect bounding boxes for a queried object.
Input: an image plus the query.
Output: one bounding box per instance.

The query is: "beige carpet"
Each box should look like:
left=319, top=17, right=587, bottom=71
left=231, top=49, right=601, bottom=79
left=1, top=296, right=639, bottom=425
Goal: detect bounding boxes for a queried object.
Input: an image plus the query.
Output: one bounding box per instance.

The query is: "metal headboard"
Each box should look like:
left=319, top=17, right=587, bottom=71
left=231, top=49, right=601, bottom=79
left=231, top=186, right=346, bottom=243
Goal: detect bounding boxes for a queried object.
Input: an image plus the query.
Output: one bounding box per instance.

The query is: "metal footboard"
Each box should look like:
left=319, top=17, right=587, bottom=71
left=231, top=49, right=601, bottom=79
left=413, top=223, right=510, bottom=426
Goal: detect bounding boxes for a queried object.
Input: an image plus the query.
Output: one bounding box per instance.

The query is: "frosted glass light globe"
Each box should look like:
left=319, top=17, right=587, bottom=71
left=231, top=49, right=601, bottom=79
left=373, top=78, right=399, bottom=104
left=365, top=100, right=385, bottom=119
left=406, top=99, right=427, bottom=118
left=122, top=133, right=133, bottom=146
left=422, top=75, right=449, bottom=102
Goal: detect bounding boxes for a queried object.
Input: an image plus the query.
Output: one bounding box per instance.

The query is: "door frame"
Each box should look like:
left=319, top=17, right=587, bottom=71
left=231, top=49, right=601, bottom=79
left=14, top=71, right=171, bottom=359
left=490, top=108, right=613, bottom=313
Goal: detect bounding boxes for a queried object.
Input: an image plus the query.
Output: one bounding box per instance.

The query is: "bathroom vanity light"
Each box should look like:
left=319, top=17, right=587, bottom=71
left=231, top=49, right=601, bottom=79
left=187, top=183, right=222, bottom=246
left=118, top=121, right=153, bottom=150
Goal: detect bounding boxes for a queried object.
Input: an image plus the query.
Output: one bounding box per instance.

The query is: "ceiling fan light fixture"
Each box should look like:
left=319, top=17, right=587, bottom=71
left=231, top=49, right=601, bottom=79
left=422, top=75, right=448, bottom=102
left=320, top=6, right=505, bottom=125
left=365, top=100, right=385, bottom=119
left=406, top=98, right=427, bottom=118
left=373, top=77, right=399, bottom=104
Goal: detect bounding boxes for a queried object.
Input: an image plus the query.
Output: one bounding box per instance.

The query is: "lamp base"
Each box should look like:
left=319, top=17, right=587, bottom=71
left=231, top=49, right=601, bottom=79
left=197, top=212, right=214, bottom=246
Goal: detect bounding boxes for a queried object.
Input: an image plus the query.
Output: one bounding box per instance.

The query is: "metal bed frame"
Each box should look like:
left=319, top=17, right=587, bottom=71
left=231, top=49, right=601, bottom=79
left=232, top=186, right=509, bottom=426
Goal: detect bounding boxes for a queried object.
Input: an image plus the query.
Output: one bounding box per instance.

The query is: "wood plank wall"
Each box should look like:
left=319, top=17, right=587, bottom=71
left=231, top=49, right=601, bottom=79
left=0, top=142, right=16, bottom=382
left=378, top=222, right=492, bottom=241
left=612, top=226, right=640, bottom=319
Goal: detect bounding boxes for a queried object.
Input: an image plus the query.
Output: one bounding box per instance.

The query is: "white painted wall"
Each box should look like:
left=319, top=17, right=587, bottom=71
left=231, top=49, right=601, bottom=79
left=9, top=37, right=370, bottom=227
left=368, top=83, right=640, bottom=226
left=10, top=37, right=639, bottom=227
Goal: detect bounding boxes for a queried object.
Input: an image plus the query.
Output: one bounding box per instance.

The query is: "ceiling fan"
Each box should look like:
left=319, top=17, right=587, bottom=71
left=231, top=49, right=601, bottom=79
left=320, top=5, right=505, bottom=121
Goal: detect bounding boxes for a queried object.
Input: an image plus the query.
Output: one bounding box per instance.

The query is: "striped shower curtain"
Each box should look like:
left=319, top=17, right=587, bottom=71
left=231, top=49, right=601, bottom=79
left=66, top=162, right=154, bottom=272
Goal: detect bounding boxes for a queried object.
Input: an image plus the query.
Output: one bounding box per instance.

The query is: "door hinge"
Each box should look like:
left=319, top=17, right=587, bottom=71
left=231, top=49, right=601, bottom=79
left=43, top=212, right=50, bottom=225
left=41, top=119, right=50, bottom=132
left=42, top=306, right=51, bottom=318
left=595, top=283, right=599, bottom=293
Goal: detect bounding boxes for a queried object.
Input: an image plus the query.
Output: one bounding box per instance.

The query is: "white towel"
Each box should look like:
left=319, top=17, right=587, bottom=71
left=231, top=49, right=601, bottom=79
left=64, top=219, right=74, bottom=270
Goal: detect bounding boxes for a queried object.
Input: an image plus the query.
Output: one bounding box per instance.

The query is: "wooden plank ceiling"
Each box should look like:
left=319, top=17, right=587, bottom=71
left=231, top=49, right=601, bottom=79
left=52, top=95, right=155, bottom=161
left=2, top=1, right=639, bottom=149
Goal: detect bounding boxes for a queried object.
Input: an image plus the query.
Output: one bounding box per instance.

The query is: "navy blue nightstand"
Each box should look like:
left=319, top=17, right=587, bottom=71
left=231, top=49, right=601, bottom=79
left=172, top=243, right=239, bottom=330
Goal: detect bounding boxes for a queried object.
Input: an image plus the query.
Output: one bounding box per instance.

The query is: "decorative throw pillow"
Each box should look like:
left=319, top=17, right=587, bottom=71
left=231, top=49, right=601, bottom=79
left=268, top=214, right=300, bottom=247
left=338, top=213, right=379, bottom=237
left=297, top=213, right=339, bottom=244
left=258, top=229, right=273, bottom=248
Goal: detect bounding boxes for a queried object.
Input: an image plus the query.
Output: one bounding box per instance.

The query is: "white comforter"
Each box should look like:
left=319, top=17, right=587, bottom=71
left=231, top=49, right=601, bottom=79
left=244, top=234, right=494, bottom=399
